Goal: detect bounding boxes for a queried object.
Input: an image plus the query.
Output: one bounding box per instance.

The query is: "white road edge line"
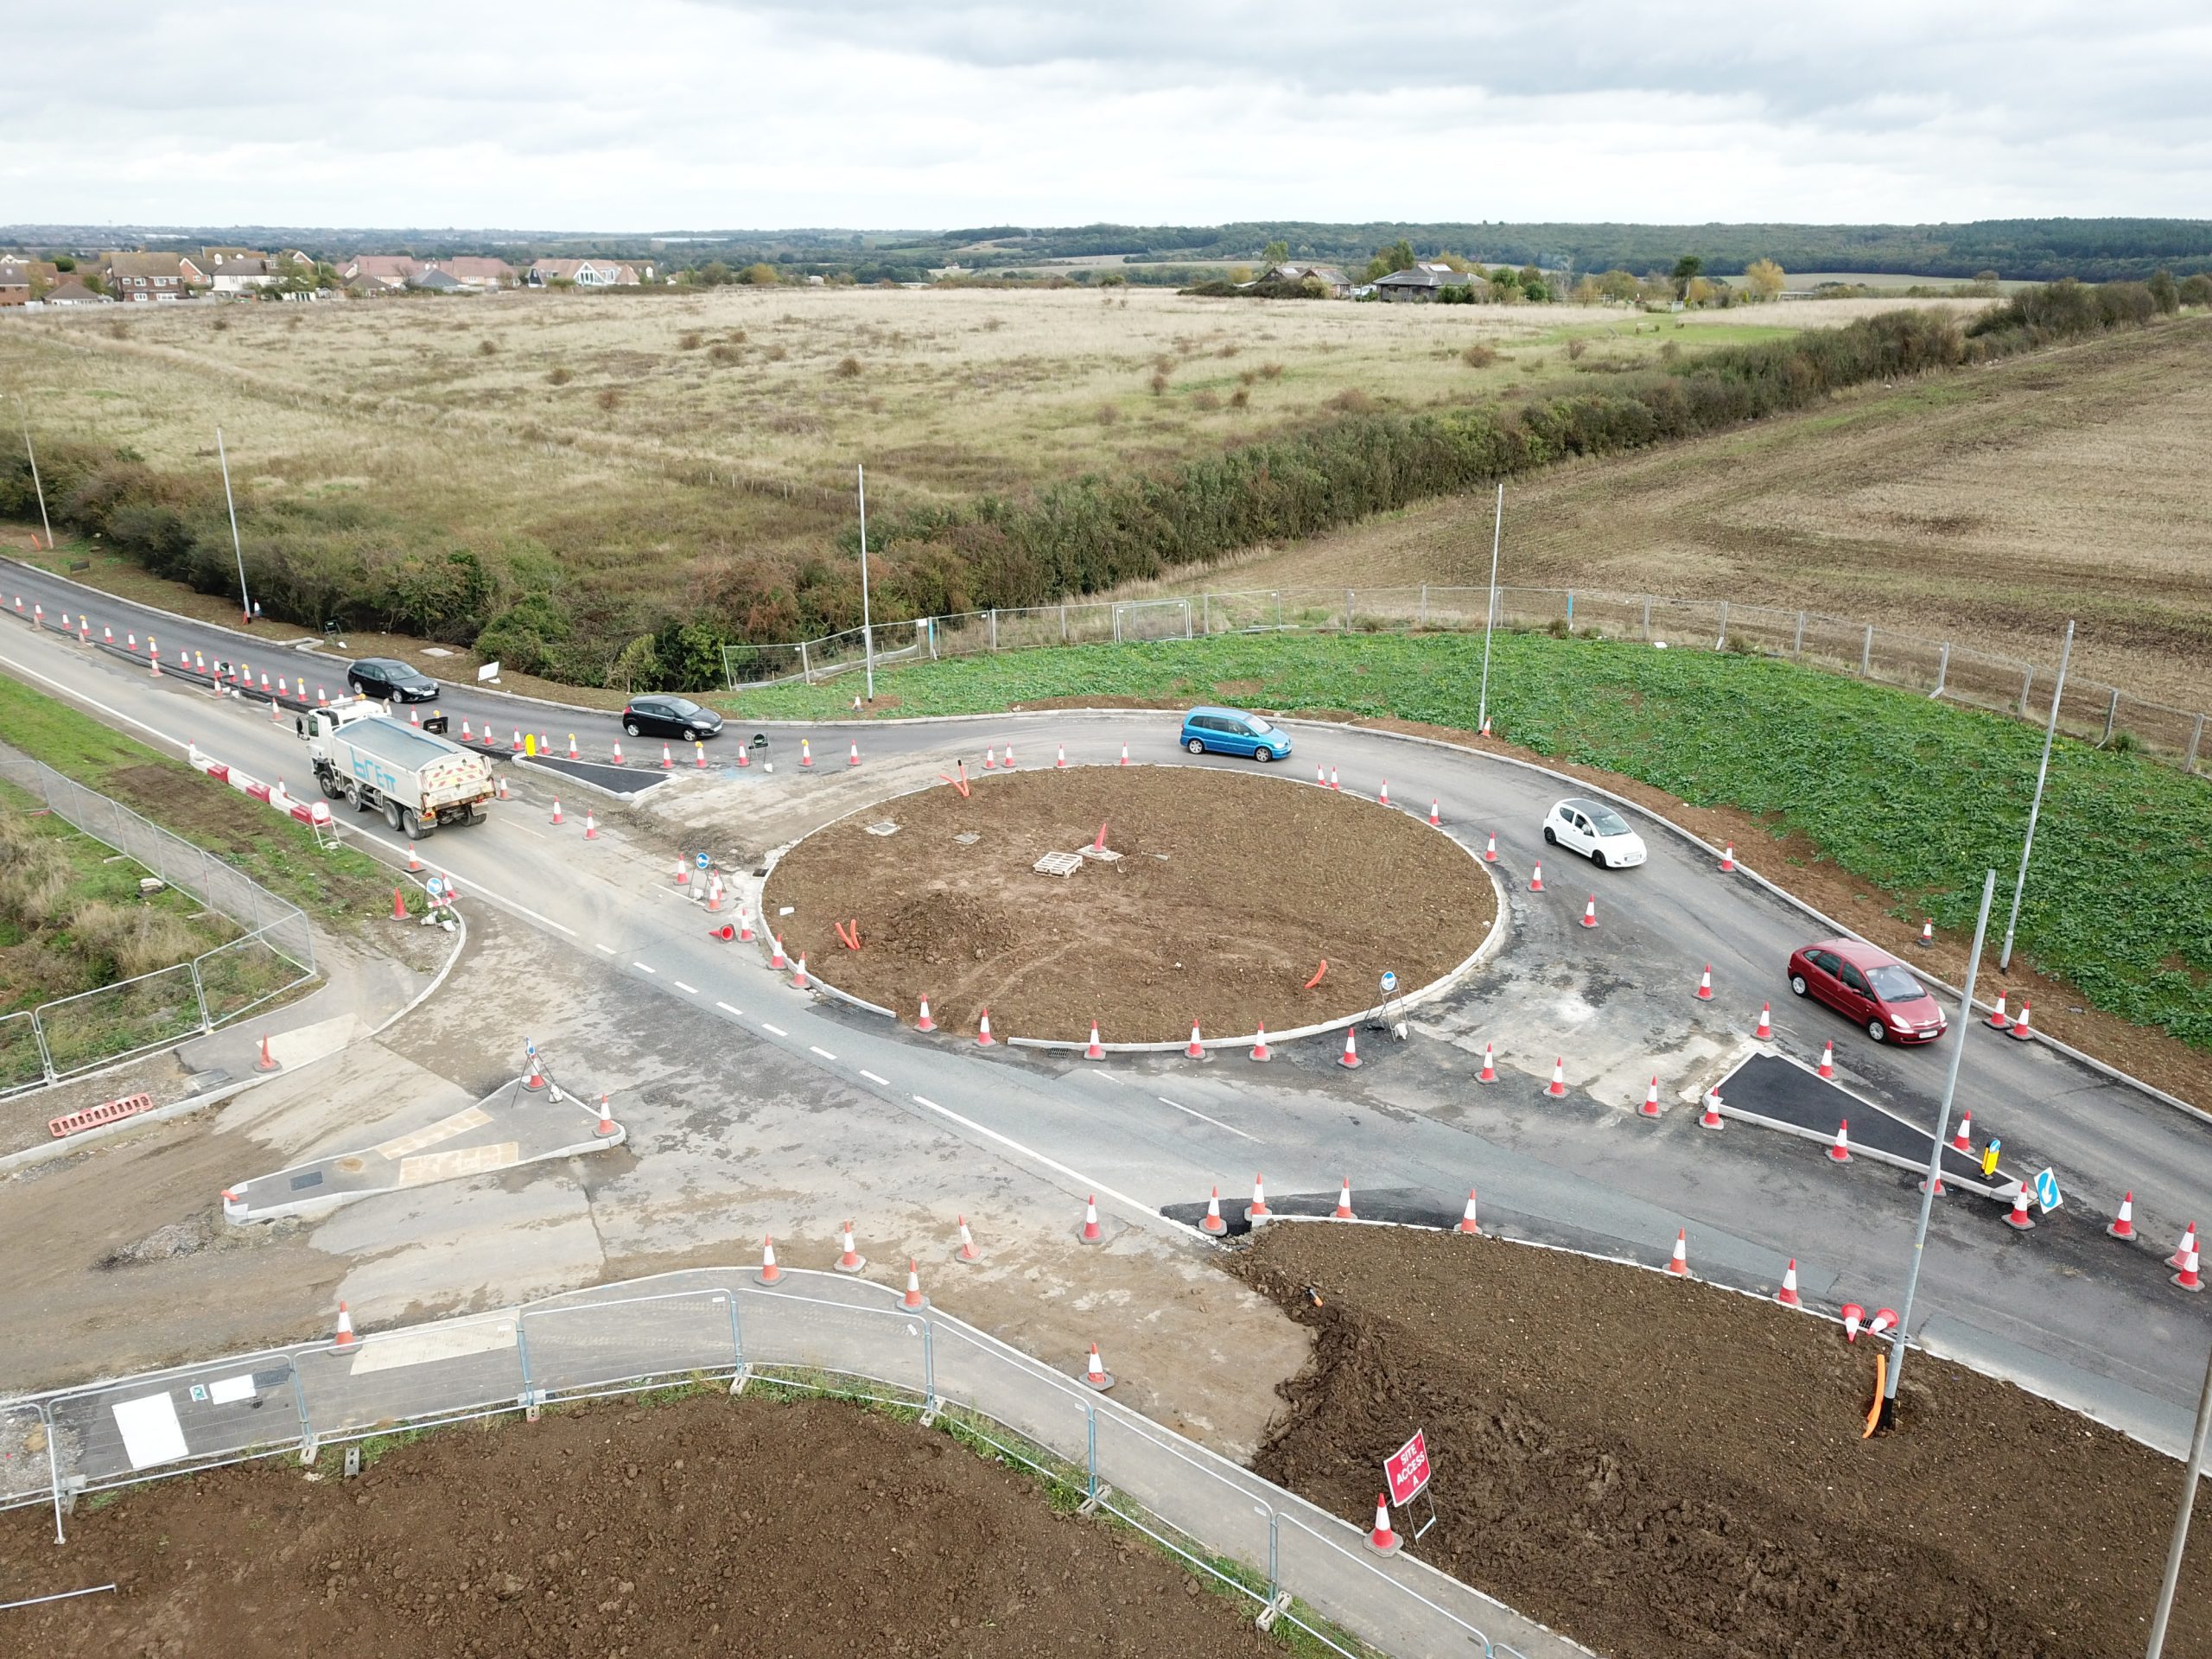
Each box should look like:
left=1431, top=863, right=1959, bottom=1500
left=595, top=943, right=616, bottom=955
left=1154, top=1096, right=1261, bottom=1142
left=715, top=1001, right=744, bottom=1016
left=673, top=981, right=698, bottom=995
left=632, top=962, right=657, bottom=975
left=809, top=1046, right=837, bottom=1060
left=911, top=1094, right=1155, bottom=1219
left=858, top=1070, right=889, bottom=1086
left=760, top=1022, right=787, bottom=1037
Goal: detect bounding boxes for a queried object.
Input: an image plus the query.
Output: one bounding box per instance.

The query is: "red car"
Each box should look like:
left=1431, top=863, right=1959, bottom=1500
left=1787, top=938, right=1948, bottom=1045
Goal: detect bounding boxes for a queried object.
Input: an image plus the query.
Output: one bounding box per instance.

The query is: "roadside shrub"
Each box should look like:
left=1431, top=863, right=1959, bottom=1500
left=1230, top=387, right=1250, bottom=410
left=1257, top=362, right=1285, bottom=380
left=1096, top=403, right=1121, bottom=425
left=1566, top=338, right=1588, bottom=360
left=1462, top=343, right=1498, bottom=368
left=1149, top=371, right=1169, bottom=396
left=477, top=338, right=498, bottom=357
left=835, top=355, right=861, bottom=378
left=708, top=342, right=740, bottom=364
left=547, top=365, right=573, bottom=385
left=1191, top=389, right=1222, bottom=411
left=1328, top=388, right=1376, bottom=414
left=596, top=387, right=621, bottom=411
left=678, top=331, right=702, bottom=350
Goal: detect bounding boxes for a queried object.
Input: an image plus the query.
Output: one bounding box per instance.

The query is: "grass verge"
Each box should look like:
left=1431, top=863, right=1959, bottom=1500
left=726, top=629, right=2212, bottom=1054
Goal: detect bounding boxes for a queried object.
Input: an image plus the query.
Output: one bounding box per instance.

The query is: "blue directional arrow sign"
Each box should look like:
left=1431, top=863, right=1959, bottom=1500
left=2033, top=1167, right=2063, bottom=1214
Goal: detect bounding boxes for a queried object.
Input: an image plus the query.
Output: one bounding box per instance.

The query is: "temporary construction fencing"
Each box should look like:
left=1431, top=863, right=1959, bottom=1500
left=721, top=583, right=2209, bottom=775
left=0, top=1266, right=1580, bottom=1659
left=0, top=754, right=316, bottom=1096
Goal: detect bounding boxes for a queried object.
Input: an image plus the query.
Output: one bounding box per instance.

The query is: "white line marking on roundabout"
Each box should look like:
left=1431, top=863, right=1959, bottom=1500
left=859, top=1069, right=890, bottom=1086
left=632, top=961, right=656, bottom=975
left=911, top=1094, right=1154, bottom=1220
left=595, top=943, right=615, bottom=955
left=810, top=1046, right=836, bottom=1060
left=673, top=980, right=698, bottom=995
left=715, top=1001, right=744, bottom=1016
left=761, top=1022, right=787, bottom=1037
left=1154, top=1096, right=1260, bottom=1141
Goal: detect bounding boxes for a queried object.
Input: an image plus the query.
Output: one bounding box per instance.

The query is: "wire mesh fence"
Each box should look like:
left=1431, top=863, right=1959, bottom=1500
left=721, top=583, right=2209, bottom=777
left=0, top=755, right=317, bottom=1096
left=3, top=1266, right=1573, bottom=1658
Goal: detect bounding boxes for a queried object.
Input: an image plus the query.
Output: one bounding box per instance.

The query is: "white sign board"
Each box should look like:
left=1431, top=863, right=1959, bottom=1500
left=475, top=661, right=501, bottom=683
left=111, top=1391, right=189, bottom=1470
left=2033, top=1168, right=2063, bottom=1214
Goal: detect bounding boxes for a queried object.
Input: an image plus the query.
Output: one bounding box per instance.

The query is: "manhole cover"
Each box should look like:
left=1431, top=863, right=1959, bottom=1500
left=335, top=1156, right=366, bottom=1174
left=865, top=821, right=899, bottom=837
left=954, top=831, right=981, bottom=846
left=1033, top=850, right=1085, bottom=877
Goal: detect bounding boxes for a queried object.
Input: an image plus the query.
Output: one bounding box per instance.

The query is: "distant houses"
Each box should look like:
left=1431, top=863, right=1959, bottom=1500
left=1372, top=263, right=1467, bottom=302
left=340, top=254, right=518, bottom=294
left=527, top=257, right=650, bottom=287
left=104, top=251, right=208, bottom=301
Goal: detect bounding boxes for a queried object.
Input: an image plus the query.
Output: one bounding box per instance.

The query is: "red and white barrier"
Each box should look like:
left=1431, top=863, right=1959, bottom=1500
left=186, top=743, right=333, bottom=831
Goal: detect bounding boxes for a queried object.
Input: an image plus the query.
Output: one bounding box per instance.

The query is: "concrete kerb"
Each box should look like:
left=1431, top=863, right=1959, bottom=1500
left=1719, top=1046, right=2010, bottom=1201
left=512, top=752, right=662, bottom=802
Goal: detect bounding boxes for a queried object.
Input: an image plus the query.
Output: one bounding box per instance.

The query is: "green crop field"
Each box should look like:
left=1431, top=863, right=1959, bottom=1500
left=728, top=631, right=2212, bottom=1053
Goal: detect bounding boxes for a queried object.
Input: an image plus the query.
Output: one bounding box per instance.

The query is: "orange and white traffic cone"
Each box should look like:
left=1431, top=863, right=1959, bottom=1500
left=976, top=1008, right=995, bottom=1046
left=736, top=746, right=748, bottom=768
left=660, top=743, right=672, bottom=769
left=675, top=859, right=690, bottom=887
left=1338, top=1028, right=1361, bottom=1069
left=1457, top=1188, right=1479, bottom=1235
left=1719, top=842, right=1736, bottom=873
left=1580, top=895, right=1598, bottom=929
left=1483, top=831, right=1497, bottom=862
left=1665, top=1229, right=1690, bottom=1276
left=1545, top=1056, right=1567, bottom=1097
left=1639, top=1076, right=1661, bottom=1117
left=1377, top=781, right=1389, bottom=807
left=800, top=739, right=814, bottom=768
left=915, top=996, right=936, bottom=1032
left=757, top=1235, right=783, bottom=1286
left=736, top=906, right=753, bottom=942
left=706, top=876, right=723, bottom=913
left=391, top=887, right=409, bottom=920
left=496, top=774, right=509, bottom=800
left=1334, top=1179, right=1355, bottom=1220
left=848, top=742, right=860, bottom=767
left=1528, top=861, right=1543, bottom=892
left=1985, top=992, right=2012, bottom=1031
left=2176, top=1248, right=2204, bottom=1294
left=2005, top=1182, right=2036, bottom=1230
left=595, top=1096, right=617, bottom=1137
left=612, top=742, right=625, bottom=766
left=550, top=798, right=563, bottom=825
left=956, top=1214, right=982, bottom=1263
left=1699, top=1088, right=1724, bottom=1130
left=2109, top=1192, right=2137, bottom=1241
left=1001, top=746, right=1014, bottom=768
left=568, top=734, right=580, bottom=759
left=2171, top=1224, right=2199, bottom=1271
left=1755, top=1002, right=1772, bottom=1039
left=1185, top=1021, right=1205, bottom=1059
left=255, top=1033, right=278, bottom=1072
left=1951, top=1111, right=1974, bottom=1154
left=1085, top=1021, right=1104, bottom=1059
left=1919, top=918, right=1934, bottom=947
left=836, top=1221, right=866, bottom=1274
left=1055, top=744, right=1068, bottom=769
left=696, top=742, right=708, bottom=769
left=1079, top=1196, right=1103, bottom=1243
left=1367, top=1494, right=1401, bottom=1556
left=334, top=1302, right=356, bottom=1350
left=2009, top=1001, right=2035, bottom=1041
left=982, top=747, right=995, bottom=769
left=769, top=934, right=787, bottom=970
left=1247, top=1174, right=1270, bottom=1220
left=406, top=843, right=423, bottom=874
left=1828, top=1120, right=1852, bottom=1162
left=1329, top=768, right=1340, bottom=791
left=1201, top=1187, right=1228, bottom=1236
left=1428, top=799, right=1440, bottom=826
left=1249, top=1025, right=1272, bottom=1062
left=1119, top=743, right=1129, bottom=766
left=1694, top=965, right=1713, bottom=1001
left=1478, top=1042, right=1497, bottom=1084
left=1841, top=1303, right=1866, bottom=1342
left=1777, top=1259, right=1802, bottom=1307
left=1870, top=1307, right=1898, bottom=1338
left=791, top=954, right=810, bottom=989
left=901, top=1261, right=927, bottom=1309
left=1084, top=1344, right=1114, bottom=1391
left=523, top=1051, right=547, bottom=1092
left=1817, top=1040, right=1834, bottom=1079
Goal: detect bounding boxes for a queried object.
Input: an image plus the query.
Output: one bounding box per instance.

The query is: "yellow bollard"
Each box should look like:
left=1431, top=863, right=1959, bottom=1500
left=524, top=733, right=537, bottom=756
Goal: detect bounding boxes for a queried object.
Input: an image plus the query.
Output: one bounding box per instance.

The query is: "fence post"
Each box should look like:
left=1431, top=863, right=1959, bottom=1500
left=1419, top=584, right=1428, bottom=626
left=1858, top=625, right=1872, bottom=675
left=43, top=1404, right=66, bottom=1545
left=1112, top=605, right=1122, bottom=645
left=515, top=1314, right=537, bottom=1410
left=2103, top=688, right=2120, bottom=744
left=728, top=1289, right=745, bottom=1373
left=188, top=958, right=213, bottom=1034
left=1715, top=601, right=1728, bottom=652
left=2190, top=714, right=2205, bottom=773
left=1182, top=601, right=1192, bottom=641
left=798, top=639, right=811, bottom=684
left=1086, top=1404, right=1098, bottom=1506
left=1274, top=592, right=1283, bottom=632
left=922, top=1321, right=937, bottom=1417
left=29, top=1010, right=55, bottom=1085
left=988, top=609, right=998, bottom=652
left=1932, top=642, right=1949, bottom=699
left=1059, top=599, right=1067, bottom=643
left=1794, top=611, right=1806, bottom=657
left=928, top=617, right=938, bottom=661
left=1641, top=597, right=1652, bottom=640
left=2020, top=665, right=2033, bottom=714
left=289, top=1360, right=316, bottom=1464
left=1268, top=1511, right=1280, bottom=1603
left=1344, top=589, right=1354, bottom=631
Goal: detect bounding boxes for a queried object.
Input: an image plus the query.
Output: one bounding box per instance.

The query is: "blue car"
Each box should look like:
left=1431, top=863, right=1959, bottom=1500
left=1179, top=706, right=1292, bottom=761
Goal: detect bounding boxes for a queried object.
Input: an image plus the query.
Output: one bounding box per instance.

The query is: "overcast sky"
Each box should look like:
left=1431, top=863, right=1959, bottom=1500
left=9, top=1, right=2209, bottom=230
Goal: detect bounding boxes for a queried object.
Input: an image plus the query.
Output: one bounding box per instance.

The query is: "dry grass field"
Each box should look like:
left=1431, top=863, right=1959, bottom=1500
left=1154, top=313, right=2212, bottom=708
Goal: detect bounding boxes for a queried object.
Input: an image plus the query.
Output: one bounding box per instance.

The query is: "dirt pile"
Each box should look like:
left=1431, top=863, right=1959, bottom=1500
left=762, top=766, right=1497, bottom=1041
left=0, top=1392, right=1280, bottom=1659
left=1234, top=1224, right=2212, bottom=1659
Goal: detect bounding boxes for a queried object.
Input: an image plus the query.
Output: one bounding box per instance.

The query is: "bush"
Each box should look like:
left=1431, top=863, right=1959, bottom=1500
left=547, top=365, right=573, bottom=385
left=835, top=355, right=861, bottom=378
left=1462, top=343, right=1498, bottom=368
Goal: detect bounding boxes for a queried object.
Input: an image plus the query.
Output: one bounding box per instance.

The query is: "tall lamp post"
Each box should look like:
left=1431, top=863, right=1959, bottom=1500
left=1999, top=620, right=2072, bottom=972
left=1475, top=482, right=1503, bottom=734
left=856, top=463, right=874, bottom=702
left=15, top=394, right=52, bottom=552
left=217, top=426, right=251, bottom=626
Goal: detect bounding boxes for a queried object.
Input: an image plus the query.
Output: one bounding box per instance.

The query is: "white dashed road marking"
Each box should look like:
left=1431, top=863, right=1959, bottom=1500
left=632, top=962, right=657, bottom=975
left=673, top=981, right=698, bottom=995
left=911, top=1094, right=1152, bottom=1220
left=859, top=1070, right=889, bottom=1086
left=715, top=1001, right=744, bottom=1016
left=810, top=1046, right=836, bottom=1060
left=1155, top=1096, right=1260, bottom=1141
left=595, top=944, right=615, bottom=955
left=761, top=1023, right=787, bottom=1037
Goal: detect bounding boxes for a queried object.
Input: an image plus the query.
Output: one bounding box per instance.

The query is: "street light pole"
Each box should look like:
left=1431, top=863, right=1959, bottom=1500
left=2000, top=620, right=2072, bottom=971
left=856, top=463, right=874, bottom=702
left=16, top=395, right=53, bottom=552
left=217, top=426, right=251, bottom=626
left=1475, top=481, right=1503, bottom=734
left=2145, top=1338, right=2212, bottom=1657
left=1885, top=866, right=1996, bottom=1422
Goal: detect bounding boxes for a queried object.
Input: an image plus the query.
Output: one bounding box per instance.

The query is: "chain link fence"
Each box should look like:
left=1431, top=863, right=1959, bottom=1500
left=721, top=584, right=2208, bottom=776
left=1, top=1266, right=1576, bottom=1658
left=0, top=756, right=316, bottom=1096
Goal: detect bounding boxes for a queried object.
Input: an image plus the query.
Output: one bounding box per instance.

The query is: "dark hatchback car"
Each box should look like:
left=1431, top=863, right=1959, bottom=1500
left=621, top=696, right=723, bottom=742
left=347, top=657, right=440, bottom=702
left=1787, top=938, right=1948, bottom=1046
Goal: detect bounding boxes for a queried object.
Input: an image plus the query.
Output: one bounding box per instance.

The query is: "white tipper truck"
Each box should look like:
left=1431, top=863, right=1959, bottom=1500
left=298, top=698, right=495, bottom=839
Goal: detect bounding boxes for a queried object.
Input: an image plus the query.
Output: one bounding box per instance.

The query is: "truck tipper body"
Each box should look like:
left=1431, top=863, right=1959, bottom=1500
left=299, top=699, right=494, bottom=838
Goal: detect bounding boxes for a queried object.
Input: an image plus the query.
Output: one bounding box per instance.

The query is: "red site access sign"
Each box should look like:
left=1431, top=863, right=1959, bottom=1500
left=1384, top=1429, right=1431, bottom=1505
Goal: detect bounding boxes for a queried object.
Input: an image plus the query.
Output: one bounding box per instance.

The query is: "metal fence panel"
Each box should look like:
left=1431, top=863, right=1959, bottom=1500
left=294, top=1314, right=529, bottom=1444
left=1094, top=1409, right=1274, bottom=1605
left=0, top=1011, right=44, bottom=1094
left=924, top=1321, right=1096, bottom=1474
left=521, top=1289, right=740, bottom=1401
left=34, top=963, right=205, bottom=1076
left=48, top=1351, right=305, bottom=1495
left=736, top=1287, right=931, bottom=1404
left=0, top=1401, right=55, bottom=1508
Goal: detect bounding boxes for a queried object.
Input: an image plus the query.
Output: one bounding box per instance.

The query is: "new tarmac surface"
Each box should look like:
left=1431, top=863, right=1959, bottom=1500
left=4, top=556, right=2210, bottom=1463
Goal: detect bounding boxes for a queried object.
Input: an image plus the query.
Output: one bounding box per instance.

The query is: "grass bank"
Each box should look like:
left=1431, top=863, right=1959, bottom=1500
left=728, top=630, right=2212, bottom=1054
left=0, top=674, right=394, bottom=931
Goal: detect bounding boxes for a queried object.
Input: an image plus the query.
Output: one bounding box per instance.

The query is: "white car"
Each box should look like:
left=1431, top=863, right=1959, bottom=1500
left=1542, top=798, right=1647, bottom=868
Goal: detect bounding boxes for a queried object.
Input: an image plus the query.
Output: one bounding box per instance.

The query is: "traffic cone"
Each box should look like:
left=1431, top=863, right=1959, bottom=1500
left=675, top=858, right=690, bottom=887
left=1700, top=1088, right=1724, bottom=1129
left=848, top=741, right=861, bottom=767
left=1841, top=1303, right=1865, bottom=1343
left=1484, top=832, right=1497, bottom=862
left=1334, top=1179, right=1355, bottom=1220
left=1985, top=992, right=2012, bottom=1031
left=1665, top=1230, right=1690, bottom=1276
left=1119, top=743, right=1129, bottom=766
left=568, top=734, right=579, bottom=759
left=1478, top=1043, right=1497, bottom=1084
left=1377, top=780, right=1389, bottom=807
left=956, top=1214, right=982, bottom=1262
left=255, top=1033, right=278, bottom=1072
left=791, top=954, right=810, bottom=989
left=2177, top=1248, right=2204, bottom=1294
left=769, top=935, right=786, bottom=970
left=710, top=923, right=736, bottom=943
left=836, top=1221, right=865, bottom=1274
left=550, top=798, right=563, bottom=825
left=496, top=775, right=509, bottom=800
left=2009, top=1001, right=2035, bottom=1041
left=1317, top=764, right=1327, bottom=787
left=1695, top=965, right=1713, bottom=1001
left=1329, top=767, right=1340, bottom=791
left=334, top=1302, right=356, bottom=1350
left=656, top=742, right=669, bottom=769
left=976, top=1008, right=995, bottom=1046
left=982, top=747, right=995, bottom=769
left=2005, top=1182, right=2035, bottom=1230
left=801, top=739, right=814, bottom=768
left=613, top=742, right=625, bottom=766
left=696, top=743, right=708, bottom=769
left=1428, top=799, right=1440, bottom=826
left=1084, top=1344, right=1114, bottom=1391
left=2109, top=1192, right=2137, bottom=1241
left=511, top=728, right=522, bottom=752
left=1185, top=1021, right=1205, bottom=1059
left=1828, top=1120, right=1852, bottom=1162
left=1528, top=861, right=1543, bottom=892
left=1755, top=1002, right=1772, bottom=1039
left=1545, top=1056, right=1567, bottom=1097
left=1249, top=1024, right=1273, bottom=1062
left=1719, top=842, right=1736, bottom=873
left=271, top=696, right=283, bottom=723
left=736, top=746, right=748, bottom=768
left=1817, top=1041, right=1834, bottom=1079
left=1952, top=1111, right=1974, bottom=1154
left=1338, top=1028, right=1361, bottom=1069
left=1918, top=918, right=1934, bottom=948
left=1248, top=1174, right=1270, bottom=1220
left=461, top=719, right=472, bottom=741
left=757, top=1235, right=782, bottom=1285
left=1639, top=1076, right=1661, bottom=1117
left=706, top=875, right=723, bottom=913
left=1055, top=744, right=1067, bottom=768
left=1001, top=746, right=1014, bottom=768
left=915, top=996, right=936, bottom=1032
left=1479, top=715, right=1492, bottom=737
left=391, top=887, right=409, bottom=920
left=409, top=709, right=420, bottom=727
left=1580, top=895, right=1599, bottom=929
left=1457, top=1189, right=1480, bottom=1235
left=737, top=906, right=753, bottom=942
left=1201, top=1187, right=1228, bottom=1236
left=595, top=1096, right=617, bottom=1137
left=1777, top=1259, right=1802, bottom=1307
left=1367, top=1494, right=1401, bottom=1556
left=1085, top=1021, right=1104, bottom=1059
left=1079, top=1195, right=1103, bottom=1243
left=149, top=645, right=160, bottom=676
left=1870, top=1307, right=1898, bottom=1338
left=2171, top=1224, right=2199, bottom=1271
left=406, top=843, right=423, bottom=874
left=584, top=810, right=598, bottom=840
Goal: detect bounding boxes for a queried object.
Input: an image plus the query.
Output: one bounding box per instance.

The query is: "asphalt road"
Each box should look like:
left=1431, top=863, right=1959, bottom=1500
left=4, top=555, right=2209, bottom=1458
